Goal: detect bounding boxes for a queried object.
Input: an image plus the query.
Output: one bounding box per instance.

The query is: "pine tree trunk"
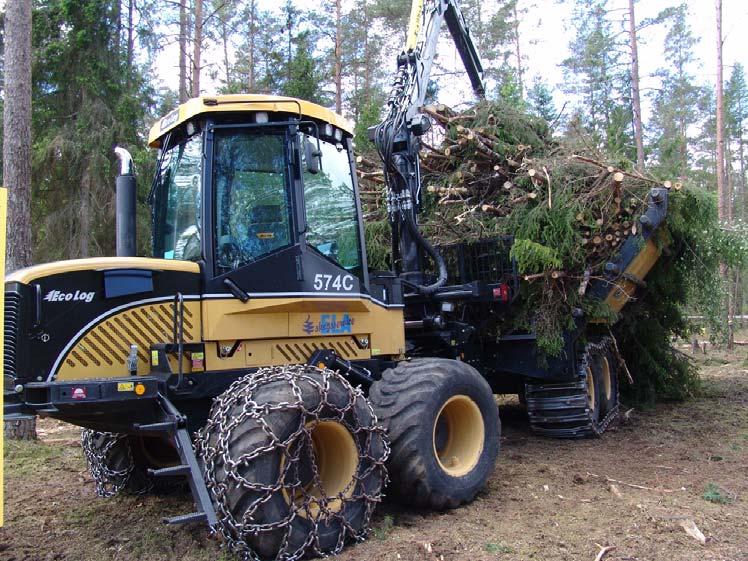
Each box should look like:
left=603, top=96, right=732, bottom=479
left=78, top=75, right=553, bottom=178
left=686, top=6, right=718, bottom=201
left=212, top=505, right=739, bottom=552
left=715, top=0, right=732, bottom=348
left=716, top=0, right=726, bottom=222
left=2, top=0, right=34, bottom=440
left=739, top=121, right=746, bottom=221
left=286, top=14, right=293, bottom=84
left=726, top=144, right=735, bottom=348
left=222, top=18, right=231, bottom=89
left=735, top=269, right=743, bottom=328
left=736, top=86, right=746, bottom=328
left=248, top=0, right=256, bottom=91
left=3, top=0, right=33, bottom=273
left=79, top=175, right=90, bottom=257
left=127, top=0, right=134, bottom=73
left=628, top=0, right=645, bottom=172
left=363, top=3, right=371, bottom=95
left=192, top=0, right=203, bottom=97
left=114, top=0, right=122, bottom=54
left=179, top=0, right=188, bottom=102
left=727, top=144, right=734, bottom=223
left=512, top=3, right=523, bottom=99
left=334, top=0, right=343, bottom=114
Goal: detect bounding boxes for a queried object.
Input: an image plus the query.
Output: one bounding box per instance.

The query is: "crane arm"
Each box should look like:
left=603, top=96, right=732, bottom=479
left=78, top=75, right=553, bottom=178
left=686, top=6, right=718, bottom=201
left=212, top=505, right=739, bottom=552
left=373, top=0, right=484, bottom=294
left=383, top=0, right=484, bottom=124
left=444, top=2, right=484, bottom=98
left=407, top=0, right=484, bottom=111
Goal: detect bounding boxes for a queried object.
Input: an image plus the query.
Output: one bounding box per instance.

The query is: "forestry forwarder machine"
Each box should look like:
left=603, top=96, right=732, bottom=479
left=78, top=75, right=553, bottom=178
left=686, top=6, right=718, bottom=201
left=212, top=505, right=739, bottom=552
left=2, top=0, right=669, bottom=559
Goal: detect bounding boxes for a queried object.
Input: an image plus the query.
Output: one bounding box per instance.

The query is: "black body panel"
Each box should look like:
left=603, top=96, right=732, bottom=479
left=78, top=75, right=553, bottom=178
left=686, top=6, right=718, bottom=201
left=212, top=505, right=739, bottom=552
left=4, top=267, right=201, bottom=385
left=4, top=282, right=33, bottom=392
left=206, top=244, right=366, bottom=299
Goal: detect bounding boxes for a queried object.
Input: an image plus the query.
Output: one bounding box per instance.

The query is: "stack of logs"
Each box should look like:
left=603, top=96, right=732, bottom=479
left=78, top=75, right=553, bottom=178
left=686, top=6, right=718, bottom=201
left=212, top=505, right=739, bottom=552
left=356, top=102, right=677, bottom=278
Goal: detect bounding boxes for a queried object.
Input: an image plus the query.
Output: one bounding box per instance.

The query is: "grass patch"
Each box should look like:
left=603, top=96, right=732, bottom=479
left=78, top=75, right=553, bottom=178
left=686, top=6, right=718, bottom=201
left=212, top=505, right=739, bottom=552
left=4, top=439, right=67, bottom=476
left=64, top=503, right=101, bottom=525
left=485, top=542, right=514, bottom=554
left=696, top=378, right=727, bottom=399
left=372, top=514, right=394, bottom=541
left=702, top=357, right=730, bottom=367
left=702, top=483, right=735, bottom=504
left=128, top=527, right=172, bottom=560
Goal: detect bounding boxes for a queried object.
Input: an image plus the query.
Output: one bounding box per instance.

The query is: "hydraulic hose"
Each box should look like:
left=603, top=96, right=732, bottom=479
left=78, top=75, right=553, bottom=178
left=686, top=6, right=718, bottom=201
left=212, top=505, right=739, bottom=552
left=404, top=211, right=447, bottom=295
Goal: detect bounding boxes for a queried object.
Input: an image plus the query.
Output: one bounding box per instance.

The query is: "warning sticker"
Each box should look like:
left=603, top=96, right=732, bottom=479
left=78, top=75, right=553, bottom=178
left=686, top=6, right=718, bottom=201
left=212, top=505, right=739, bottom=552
left=117, top=382, right=135, bottom=392
left=191, top=351, right=205, bottom=372
left=72, top=387, right=87, bottom=400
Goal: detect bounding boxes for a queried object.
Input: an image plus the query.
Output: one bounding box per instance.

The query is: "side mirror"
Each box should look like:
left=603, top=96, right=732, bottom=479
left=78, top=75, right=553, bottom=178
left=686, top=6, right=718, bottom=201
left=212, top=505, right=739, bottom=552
left=304, top=137, right=322, bottom=175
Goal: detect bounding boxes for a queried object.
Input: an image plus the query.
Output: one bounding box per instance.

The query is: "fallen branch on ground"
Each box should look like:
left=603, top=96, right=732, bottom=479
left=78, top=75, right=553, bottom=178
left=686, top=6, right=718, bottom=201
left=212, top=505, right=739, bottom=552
left=586, top=472, right=674, bottom=492
left=593, top=545, right=616, bottom=561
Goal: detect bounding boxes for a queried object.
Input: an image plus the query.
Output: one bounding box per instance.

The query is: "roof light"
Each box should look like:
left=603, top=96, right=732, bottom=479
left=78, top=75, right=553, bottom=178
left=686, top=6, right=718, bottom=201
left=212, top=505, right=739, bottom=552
left=255, top=111, right=269, bottom=124
left=334, top=128, right=343, bottom=142
left=324, top=124, right=333, bottom=137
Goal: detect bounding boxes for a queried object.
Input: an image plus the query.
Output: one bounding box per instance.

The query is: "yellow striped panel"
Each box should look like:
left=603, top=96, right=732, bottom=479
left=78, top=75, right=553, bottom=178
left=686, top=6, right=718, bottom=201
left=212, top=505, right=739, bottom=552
left=56, top=301, right=200, bottom=380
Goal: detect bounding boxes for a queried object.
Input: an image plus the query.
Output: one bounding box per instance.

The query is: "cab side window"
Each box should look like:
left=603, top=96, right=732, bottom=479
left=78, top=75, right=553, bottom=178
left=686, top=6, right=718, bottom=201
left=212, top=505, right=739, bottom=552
left=302, top=137, right=362, bottom=277
left=154, top=134, right=202, bottom=262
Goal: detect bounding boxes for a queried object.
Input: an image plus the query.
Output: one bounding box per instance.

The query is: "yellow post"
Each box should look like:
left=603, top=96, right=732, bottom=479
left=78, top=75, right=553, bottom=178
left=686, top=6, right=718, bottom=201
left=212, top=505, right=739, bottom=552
left=0, top=187, right=7, bottom=527
left=405, top=0, right=424, bottom=52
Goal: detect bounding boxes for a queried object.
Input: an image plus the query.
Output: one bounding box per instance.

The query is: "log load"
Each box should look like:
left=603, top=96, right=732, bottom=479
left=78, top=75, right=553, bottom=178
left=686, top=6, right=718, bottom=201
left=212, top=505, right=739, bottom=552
left=356, top=100, right=735, bottom=401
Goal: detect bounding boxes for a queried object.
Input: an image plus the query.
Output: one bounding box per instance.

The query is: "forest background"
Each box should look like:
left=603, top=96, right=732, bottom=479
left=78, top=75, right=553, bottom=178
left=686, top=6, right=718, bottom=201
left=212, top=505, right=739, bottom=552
left=1, top=0, right=747, bottom=329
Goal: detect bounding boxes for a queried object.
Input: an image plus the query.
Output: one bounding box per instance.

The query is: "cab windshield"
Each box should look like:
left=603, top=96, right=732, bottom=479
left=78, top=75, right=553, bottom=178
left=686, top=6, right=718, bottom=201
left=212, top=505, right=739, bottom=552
left=213, top=129, right=292, bottom=274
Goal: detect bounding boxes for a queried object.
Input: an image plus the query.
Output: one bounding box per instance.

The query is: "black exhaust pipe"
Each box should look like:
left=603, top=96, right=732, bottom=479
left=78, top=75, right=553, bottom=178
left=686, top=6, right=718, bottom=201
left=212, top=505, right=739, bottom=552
left=114, top=147, right=137, bottom=257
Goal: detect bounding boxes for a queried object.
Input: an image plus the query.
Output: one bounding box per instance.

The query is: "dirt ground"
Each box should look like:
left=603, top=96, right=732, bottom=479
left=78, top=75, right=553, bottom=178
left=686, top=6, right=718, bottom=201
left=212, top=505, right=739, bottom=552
left=2, top=349, right=747, bottom=561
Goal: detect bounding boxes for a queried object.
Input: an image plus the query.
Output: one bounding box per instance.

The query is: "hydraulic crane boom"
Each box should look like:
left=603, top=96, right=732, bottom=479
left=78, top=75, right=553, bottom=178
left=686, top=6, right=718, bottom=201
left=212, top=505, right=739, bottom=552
left=403, top=0, right=484, bottom=112
left=373, top=0, right=484, bottom=294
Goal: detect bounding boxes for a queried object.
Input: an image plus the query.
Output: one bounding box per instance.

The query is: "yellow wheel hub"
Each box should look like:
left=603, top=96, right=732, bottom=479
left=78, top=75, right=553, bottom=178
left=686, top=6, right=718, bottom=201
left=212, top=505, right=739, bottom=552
left=283, top=421, right=359, bottom=518
left=433, top=395, right=484, bottom=477
left=586, top=366, right=596, bottom=410
left=600, top=357, right=612, bottom=401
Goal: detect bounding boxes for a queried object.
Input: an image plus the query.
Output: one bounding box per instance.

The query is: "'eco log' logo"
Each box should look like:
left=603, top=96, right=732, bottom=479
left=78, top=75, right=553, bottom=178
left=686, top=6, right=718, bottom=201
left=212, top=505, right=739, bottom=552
left=43, top=290, right=96, bottom=303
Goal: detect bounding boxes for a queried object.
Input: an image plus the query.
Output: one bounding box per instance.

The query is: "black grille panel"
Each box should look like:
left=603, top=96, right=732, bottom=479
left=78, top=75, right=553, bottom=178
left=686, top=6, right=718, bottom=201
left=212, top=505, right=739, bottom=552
left=437, top=237, right=516, bottom=285
left=4, top=290, right=21, bottom=390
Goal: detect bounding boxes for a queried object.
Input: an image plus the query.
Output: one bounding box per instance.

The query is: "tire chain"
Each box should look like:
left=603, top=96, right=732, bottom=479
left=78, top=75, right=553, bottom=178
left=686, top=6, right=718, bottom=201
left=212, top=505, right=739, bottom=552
left=195, top=364, right=390, bottom=561
left=81, top=429, right=152, bottom=497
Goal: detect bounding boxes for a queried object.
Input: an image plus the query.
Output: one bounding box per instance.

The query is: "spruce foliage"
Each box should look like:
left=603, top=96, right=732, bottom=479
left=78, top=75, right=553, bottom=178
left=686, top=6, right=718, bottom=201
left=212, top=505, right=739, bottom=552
left=361, top=100, right=746, bottom=400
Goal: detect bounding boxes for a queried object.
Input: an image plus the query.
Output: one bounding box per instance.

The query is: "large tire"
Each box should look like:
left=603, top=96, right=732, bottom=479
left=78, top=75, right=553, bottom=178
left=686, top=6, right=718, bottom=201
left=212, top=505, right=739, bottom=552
left=81, top=430, right=153, bottom=496
left=198, top=365, right=388, bottom=561
left=525, top=337, right=620, bottom=438
left=369, top=358, right=500, bottom=510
